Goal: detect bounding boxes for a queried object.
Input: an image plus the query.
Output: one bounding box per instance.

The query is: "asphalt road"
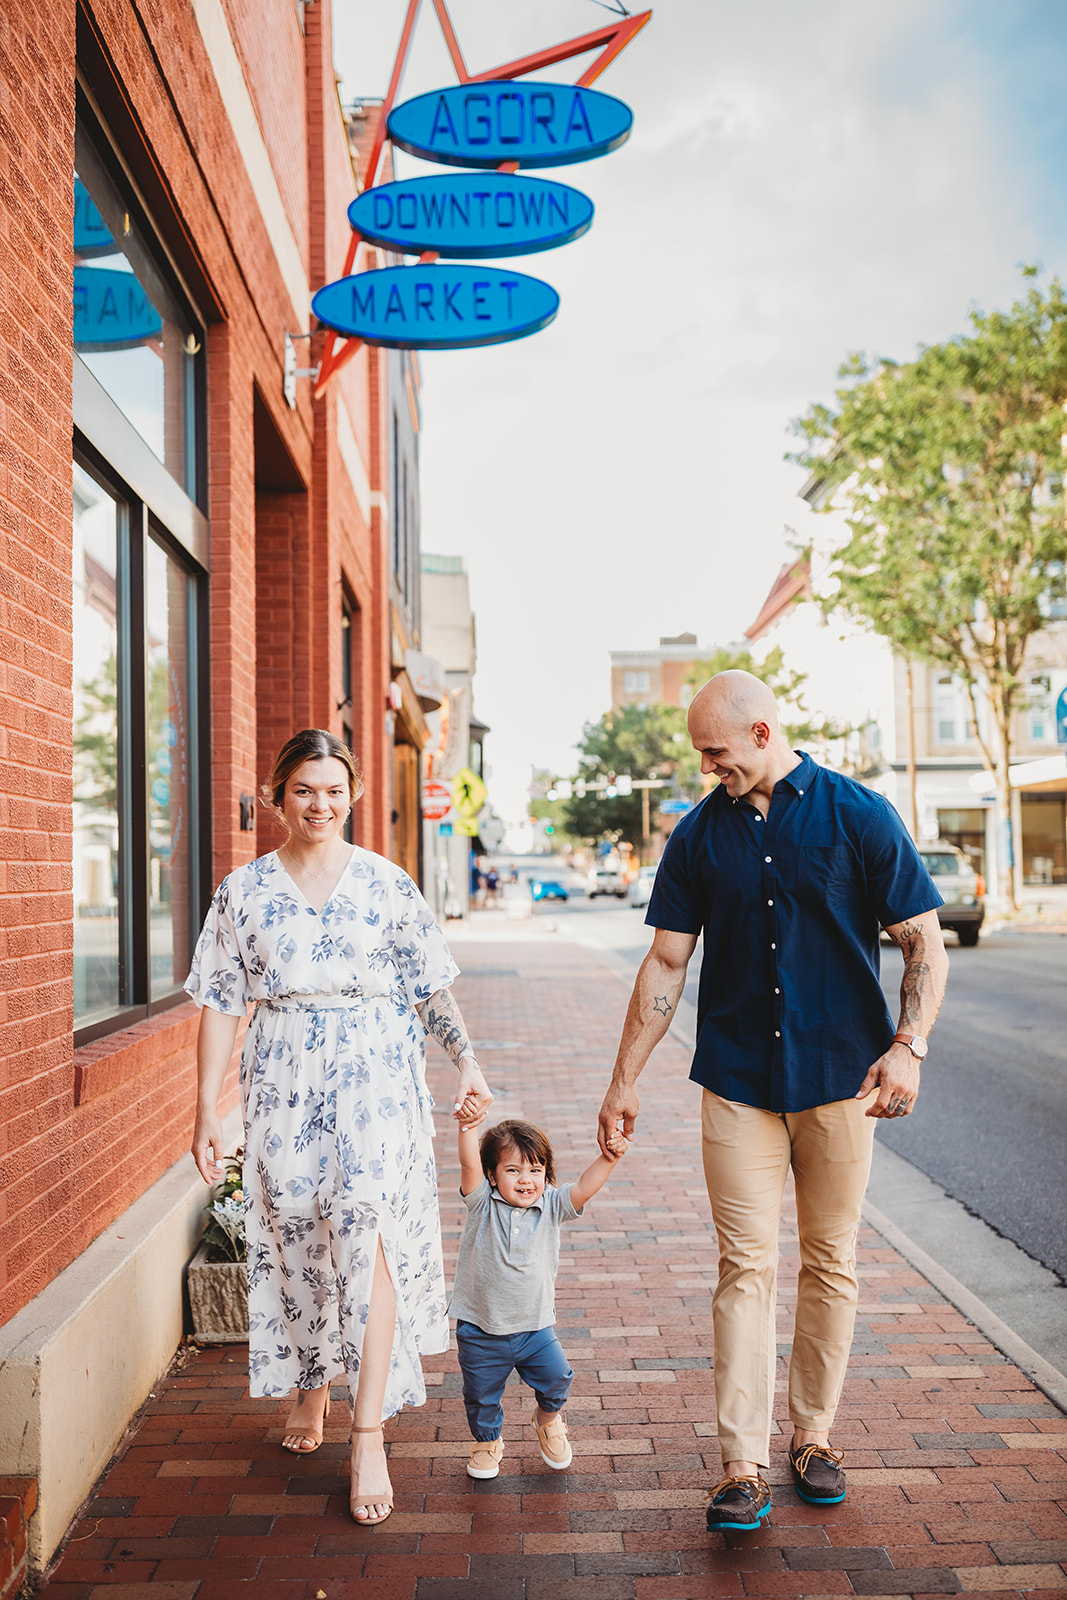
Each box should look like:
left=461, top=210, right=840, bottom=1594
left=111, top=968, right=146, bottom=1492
left=527, top=891, right=1067, bottom=1283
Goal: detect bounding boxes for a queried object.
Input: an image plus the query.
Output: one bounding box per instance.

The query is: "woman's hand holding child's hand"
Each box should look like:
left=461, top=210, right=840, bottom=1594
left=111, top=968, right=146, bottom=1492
left=454, top=1057, right=493, bottom=1128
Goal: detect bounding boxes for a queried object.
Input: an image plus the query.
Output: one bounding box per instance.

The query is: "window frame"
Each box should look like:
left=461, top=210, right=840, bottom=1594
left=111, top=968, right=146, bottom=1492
left=72, top=443, right=211, bottom=1049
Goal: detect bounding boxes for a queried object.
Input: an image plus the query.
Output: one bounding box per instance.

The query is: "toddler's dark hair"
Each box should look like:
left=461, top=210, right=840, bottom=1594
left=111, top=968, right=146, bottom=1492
left=479, top=1119, right=556, bottom=1186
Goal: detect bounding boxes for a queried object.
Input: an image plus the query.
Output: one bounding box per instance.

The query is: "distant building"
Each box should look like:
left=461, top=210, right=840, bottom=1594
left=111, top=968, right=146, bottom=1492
left=420, top=554, right=488, bottom=918
left=610, top=632, right=705, bottom=712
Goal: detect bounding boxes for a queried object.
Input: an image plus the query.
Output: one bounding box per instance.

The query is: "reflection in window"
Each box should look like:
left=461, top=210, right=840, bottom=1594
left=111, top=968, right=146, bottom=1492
left=146, top=539, right=192, bottom=997
left=73, top=464, right=121, bottom=1021
left=74, top=139, right=198, bottom=495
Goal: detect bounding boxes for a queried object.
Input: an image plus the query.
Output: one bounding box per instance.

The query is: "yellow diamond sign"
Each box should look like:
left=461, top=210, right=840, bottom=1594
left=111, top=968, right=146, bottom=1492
left=452, top=767, right=487, bottom=818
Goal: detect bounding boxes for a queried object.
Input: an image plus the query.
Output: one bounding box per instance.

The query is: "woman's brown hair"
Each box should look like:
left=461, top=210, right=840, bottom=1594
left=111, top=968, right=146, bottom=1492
left=260, top=729, right=363, bottom=811
left=479, top=1119, right=556, bottom=1186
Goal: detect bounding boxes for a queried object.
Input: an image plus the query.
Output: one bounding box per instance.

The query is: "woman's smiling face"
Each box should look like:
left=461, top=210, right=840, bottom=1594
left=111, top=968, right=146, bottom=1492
left=490, top=1143, right=547, bottom=1207
left=282, top=756, right=351, bottom=842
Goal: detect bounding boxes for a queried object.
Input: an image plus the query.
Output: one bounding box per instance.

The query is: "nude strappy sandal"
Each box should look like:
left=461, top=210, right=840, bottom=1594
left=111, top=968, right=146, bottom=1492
left=281, top=1387, right=331, bottom=1454
left=349, top=1423, right=394, bottom=1526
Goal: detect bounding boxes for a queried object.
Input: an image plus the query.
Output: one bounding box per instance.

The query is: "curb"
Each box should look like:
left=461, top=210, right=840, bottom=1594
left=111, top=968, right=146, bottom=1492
left=861, top=1196, right=1067, bottom=1416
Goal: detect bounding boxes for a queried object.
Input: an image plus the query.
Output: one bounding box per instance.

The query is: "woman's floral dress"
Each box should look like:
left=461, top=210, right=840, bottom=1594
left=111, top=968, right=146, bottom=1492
left=185, top=848, right=459, bottom=1415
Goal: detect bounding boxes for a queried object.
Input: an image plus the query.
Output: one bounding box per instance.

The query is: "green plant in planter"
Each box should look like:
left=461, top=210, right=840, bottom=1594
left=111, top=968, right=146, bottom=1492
left=202, top=1153, right=245, bottom=1263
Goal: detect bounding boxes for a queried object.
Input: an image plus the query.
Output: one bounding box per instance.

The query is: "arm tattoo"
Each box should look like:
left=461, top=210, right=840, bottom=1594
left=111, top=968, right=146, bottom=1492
left=417, top=988, right=473, bottom=1066
left=652, top=995, right=673, bottom=1017
left=901, top=954, right=931, bottom=1028
left=888, top=919, right=935, bottom=1031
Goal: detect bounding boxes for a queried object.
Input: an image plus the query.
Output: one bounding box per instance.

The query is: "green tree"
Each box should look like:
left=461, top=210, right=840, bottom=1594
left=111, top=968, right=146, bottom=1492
left=562, top=702, right=698, bottom=846
left=791, top=271, right=1067, bottom=906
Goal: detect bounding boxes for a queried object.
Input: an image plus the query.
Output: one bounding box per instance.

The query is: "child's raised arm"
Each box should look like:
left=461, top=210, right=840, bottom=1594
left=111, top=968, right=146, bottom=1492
left=570, top=1131, right=629, bottom=1211
left=457, top=1119, right=484, bottom=1197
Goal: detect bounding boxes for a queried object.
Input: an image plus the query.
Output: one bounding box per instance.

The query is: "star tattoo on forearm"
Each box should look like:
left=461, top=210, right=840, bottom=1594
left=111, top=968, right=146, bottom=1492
left=417, top=988, right=474, bottom=1065
left=652, top=995, right=673, bottom=1017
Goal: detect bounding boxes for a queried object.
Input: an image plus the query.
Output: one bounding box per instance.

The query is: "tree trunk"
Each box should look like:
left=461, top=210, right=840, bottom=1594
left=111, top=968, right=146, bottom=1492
left=993, top=698, right=1019, bottom=912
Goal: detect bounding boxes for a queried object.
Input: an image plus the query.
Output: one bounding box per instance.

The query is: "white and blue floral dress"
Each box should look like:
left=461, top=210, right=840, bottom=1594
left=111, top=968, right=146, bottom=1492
left=185, top=848, right=458, bottom=1414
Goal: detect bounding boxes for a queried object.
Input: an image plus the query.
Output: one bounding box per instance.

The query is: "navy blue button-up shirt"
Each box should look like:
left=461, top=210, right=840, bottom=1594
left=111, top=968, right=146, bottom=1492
left=646, top=753, right=943, bottom=1113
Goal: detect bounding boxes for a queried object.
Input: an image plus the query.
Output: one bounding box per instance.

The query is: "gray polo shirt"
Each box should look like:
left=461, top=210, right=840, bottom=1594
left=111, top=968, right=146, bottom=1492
left=449, top=1178, right=583, bottom=1336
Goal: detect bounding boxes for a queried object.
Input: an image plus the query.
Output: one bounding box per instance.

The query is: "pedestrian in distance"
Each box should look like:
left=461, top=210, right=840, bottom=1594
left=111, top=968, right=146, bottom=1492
left=451, top=1115, right=629, bottom=1480
left=188, top=728, right=492, bottom=1527
left=597, top=671, right=949, bottom=1533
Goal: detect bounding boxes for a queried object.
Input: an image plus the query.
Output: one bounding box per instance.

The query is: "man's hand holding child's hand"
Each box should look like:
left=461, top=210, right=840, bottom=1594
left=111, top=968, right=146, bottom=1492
left=604, top=1128, right=630, bottom=1161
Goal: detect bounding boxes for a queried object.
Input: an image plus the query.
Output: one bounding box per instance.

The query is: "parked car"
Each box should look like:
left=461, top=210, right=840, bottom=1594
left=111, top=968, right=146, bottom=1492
left=529, top=877, right=568, bottom=902
left=627, top=864, right=658, bottom=908
left=919, top=844, right=985, bottom=946
left=587, top=867, right=626, bottom=900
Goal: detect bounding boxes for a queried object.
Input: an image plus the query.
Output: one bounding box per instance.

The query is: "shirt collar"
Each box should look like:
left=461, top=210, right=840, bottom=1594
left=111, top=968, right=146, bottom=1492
left=779, top=751, right=817, bottom=796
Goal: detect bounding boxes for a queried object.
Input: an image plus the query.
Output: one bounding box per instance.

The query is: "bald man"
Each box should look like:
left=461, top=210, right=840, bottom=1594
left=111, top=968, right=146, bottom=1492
left=598, top=671, right=948, bottom=1533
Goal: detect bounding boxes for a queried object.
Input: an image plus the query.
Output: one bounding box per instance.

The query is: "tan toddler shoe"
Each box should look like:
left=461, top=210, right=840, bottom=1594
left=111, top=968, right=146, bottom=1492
left=467, top=1438, right=504, bottom=1479
left=532, top=1410, right=572, bottom=1470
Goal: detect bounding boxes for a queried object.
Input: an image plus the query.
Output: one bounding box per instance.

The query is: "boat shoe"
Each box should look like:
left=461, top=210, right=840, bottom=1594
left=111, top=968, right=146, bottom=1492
left=789, top=1441, right=847, bottom=1505
left=704, top=1473, right=772, bottom=1532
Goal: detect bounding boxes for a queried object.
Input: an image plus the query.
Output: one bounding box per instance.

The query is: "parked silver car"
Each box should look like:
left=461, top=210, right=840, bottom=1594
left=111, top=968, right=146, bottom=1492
left=588, top=867, right=626, bottom=900
left=627, top=864, right=658, bottom=908
left=919, top=844, right=985, bottom=946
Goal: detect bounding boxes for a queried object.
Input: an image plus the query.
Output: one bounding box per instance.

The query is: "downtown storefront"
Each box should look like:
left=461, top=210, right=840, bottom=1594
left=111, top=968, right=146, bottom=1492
left=0, top=0, right=432, bottom=1572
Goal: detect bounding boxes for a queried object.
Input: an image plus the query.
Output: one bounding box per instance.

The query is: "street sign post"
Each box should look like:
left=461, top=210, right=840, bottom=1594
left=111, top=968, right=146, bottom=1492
left=422, top=780, right=452, bottom=821
left=453, top=768, right=488, bottom=817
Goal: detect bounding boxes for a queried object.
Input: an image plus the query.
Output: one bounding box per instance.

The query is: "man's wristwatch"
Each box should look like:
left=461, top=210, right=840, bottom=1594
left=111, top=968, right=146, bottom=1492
left=893, top=1032, right=928, bottom=1060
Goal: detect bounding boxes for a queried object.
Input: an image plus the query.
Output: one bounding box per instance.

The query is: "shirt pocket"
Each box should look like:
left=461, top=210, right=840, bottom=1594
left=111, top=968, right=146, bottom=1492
left=792, top=845, right=855, bottom=905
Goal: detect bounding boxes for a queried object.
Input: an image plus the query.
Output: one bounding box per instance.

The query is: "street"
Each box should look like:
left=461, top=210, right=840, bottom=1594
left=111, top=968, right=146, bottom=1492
left=515, top=886, right=1067, bottom=1284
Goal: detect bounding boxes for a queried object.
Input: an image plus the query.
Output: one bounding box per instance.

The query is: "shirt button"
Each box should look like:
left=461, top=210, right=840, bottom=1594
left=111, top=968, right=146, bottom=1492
left=774, top=1030, right=781, bottom=1038
left=774, top=987, right=781, bottom=995
left=771, top=942, right=776, bottom=950
left=767, top=898, right=774, bottom=906
left=764, top=856, right=772, bottom=863
left=798, top=789, right=804, bottom=796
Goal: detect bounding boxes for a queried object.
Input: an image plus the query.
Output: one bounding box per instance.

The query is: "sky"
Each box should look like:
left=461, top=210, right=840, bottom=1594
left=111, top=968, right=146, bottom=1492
left=332, top=0, right=1067, bottom=824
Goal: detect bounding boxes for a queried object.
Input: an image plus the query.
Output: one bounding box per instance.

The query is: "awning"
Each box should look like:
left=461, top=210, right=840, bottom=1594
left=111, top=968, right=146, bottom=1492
left=968, top=752, right=1067, bottom=796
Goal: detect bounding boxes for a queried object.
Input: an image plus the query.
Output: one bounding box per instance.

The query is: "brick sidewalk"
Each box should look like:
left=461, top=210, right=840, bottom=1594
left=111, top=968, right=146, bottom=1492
left=38, top=938, right=1067, bottom=1600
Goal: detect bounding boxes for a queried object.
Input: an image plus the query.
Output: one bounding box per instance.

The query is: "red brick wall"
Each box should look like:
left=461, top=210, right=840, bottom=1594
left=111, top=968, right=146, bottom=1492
left=0, top=0, right=396, bottom=1324
left=0, top=0, right=77, bottom=1321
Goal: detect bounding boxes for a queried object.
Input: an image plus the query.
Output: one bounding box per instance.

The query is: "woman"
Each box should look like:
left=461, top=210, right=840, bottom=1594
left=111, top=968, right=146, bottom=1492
left=188, top=729, right=491, bottom=1525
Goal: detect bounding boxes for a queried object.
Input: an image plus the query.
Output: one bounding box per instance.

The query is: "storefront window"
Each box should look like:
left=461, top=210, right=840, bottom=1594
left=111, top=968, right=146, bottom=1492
left=73, top=464, right=121, bottom=1018
left=75, top=127, right=199, bottom=498
left=73, top=455, right=204, bottom=1037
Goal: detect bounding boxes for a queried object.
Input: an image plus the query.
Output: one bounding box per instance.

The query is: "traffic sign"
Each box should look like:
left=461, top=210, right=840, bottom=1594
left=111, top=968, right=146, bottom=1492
left=422, top=780, right=452, bottom=821
left=453, top=768, right=487, bottom=817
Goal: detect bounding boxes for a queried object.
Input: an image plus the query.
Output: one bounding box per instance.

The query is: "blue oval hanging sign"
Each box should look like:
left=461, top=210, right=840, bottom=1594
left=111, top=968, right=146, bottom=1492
left=386, top=81, right=633, bottom=169
left=312, top=264, right=559, bottom=351
left=348, top=172, right=594, bottom=259
left=73, top=265, right=163, bottom=351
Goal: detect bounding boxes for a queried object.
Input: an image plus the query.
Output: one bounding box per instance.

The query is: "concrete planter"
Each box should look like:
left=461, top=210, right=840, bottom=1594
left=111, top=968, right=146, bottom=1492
left=187, top=1242, right=248, bottom=1344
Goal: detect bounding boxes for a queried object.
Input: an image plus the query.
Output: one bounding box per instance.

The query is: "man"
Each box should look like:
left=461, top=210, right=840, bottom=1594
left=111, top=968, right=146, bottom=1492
left=598, top=671, right=948, bottom=1532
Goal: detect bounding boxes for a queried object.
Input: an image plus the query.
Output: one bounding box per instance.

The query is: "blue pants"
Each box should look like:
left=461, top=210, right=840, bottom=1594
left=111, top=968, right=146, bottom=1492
left=456, top=1320, right=573, bottom=1441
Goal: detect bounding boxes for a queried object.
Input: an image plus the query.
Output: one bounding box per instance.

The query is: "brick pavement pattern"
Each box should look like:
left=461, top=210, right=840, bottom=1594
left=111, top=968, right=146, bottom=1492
left=38, top=936, right=1067, bottom=1599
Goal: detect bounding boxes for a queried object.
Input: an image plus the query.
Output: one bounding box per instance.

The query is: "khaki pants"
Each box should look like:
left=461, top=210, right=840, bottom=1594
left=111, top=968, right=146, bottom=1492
left=700, top=1090, right=876, bottom=1466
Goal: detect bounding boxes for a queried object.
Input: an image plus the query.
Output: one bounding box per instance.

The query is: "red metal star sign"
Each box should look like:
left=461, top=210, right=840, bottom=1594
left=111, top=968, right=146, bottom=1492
left=313, top=0, right=651, bottom=397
